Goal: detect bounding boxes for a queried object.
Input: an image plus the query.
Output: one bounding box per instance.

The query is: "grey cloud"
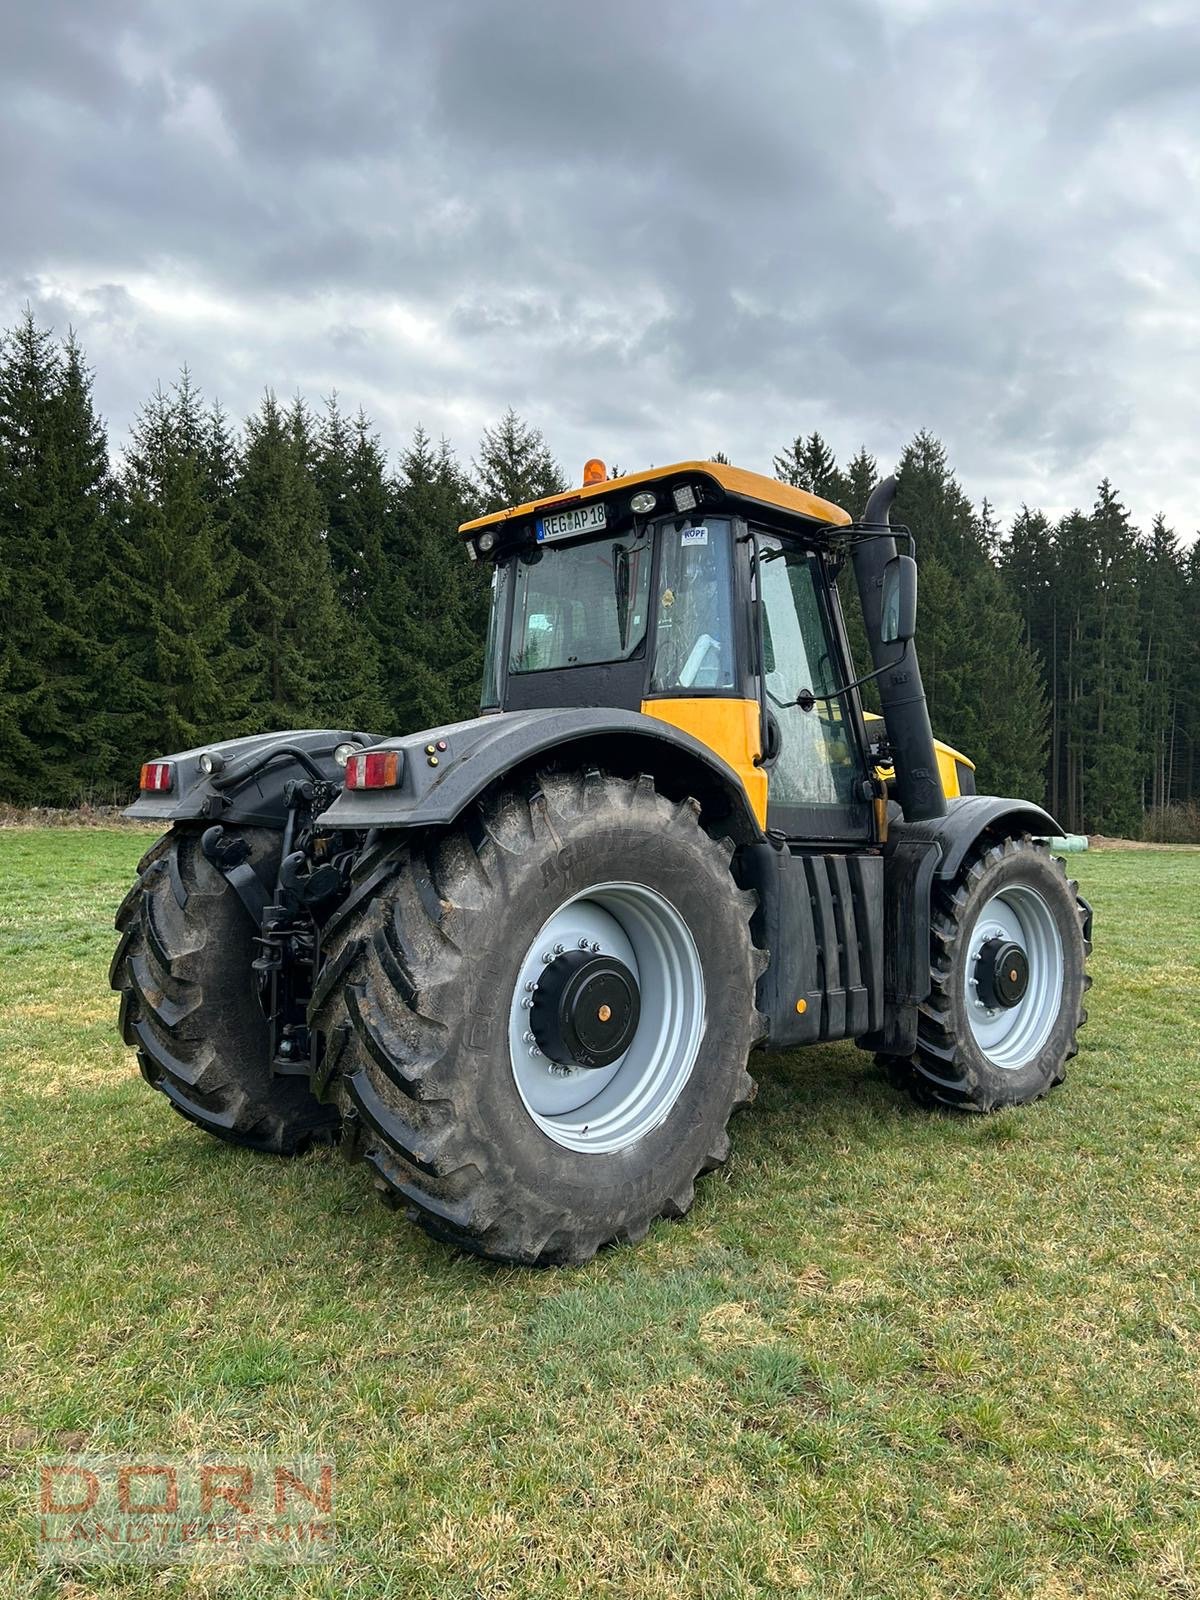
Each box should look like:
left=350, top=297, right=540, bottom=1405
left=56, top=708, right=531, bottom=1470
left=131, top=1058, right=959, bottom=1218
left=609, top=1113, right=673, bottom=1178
left=1, top=0, right=1198, bottom=533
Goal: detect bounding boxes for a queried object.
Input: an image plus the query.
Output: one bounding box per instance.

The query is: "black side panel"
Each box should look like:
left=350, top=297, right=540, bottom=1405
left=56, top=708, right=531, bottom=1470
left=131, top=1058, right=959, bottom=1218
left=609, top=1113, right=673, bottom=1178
left=858, top=836, right=942, bottom=1056
left=848, top=853, right=884, bottom=1036
left=742, top=843, right=821, bottom=1048
left=503, top=658, right=648, bottom=712
left=742, top=845, right=884, bottom=1050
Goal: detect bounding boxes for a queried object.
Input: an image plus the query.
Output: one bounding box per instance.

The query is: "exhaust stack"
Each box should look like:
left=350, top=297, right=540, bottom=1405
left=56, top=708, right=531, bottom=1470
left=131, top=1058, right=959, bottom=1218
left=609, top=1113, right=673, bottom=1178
left=851, top=476, right=947, bottom=823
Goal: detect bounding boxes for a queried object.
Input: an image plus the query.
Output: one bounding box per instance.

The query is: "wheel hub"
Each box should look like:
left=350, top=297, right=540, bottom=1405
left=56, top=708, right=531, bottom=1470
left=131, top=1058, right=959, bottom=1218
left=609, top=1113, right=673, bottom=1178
left=974, top=937, right=1029, bottom=1010
left=508, top=882, right=705, bottom=1153
left=531, top=950, right=641, bottom=1069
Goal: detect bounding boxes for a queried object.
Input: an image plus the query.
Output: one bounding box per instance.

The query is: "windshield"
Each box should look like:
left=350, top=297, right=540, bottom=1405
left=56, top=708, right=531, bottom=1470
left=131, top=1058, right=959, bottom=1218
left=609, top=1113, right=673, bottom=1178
left=508, top=535, right=652, bottom=674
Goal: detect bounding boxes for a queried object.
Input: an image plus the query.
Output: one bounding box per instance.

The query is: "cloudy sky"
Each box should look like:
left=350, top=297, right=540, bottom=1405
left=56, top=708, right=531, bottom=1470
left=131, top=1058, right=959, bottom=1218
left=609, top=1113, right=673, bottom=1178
left=3, top=0, right=1199, bottom=536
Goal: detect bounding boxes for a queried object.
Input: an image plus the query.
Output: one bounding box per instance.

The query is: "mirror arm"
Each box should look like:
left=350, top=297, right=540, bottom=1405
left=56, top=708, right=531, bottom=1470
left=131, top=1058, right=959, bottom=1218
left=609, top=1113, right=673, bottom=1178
left=793, top=638, right=911, bottom=708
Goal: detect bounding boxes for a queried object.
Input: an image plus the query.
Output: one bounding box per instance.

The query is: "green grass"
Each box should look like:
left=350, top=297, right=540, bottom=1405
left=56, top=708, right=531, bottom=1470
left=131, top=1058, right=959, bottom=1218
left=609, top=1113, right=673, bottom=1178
left=1, top=830, right=1199, bottom=1598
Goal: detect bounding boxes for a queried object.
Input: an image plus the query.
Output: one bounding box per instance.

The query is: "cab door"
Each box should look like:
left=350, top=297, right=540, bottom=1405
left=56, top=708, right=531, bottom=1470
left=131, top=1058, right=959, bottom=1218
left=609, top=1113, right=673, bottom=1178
left=755, top=536, right=872, bottom=842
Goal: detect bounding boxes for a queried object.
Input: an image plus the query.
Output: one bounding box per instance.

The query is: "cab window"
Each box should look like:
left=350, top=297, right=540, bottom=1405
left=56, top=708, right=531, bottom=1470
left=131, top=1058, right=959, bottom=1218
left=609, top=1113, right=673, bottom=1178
left=756, top=537, right=868, bottom=833
left=508, top=534, right=652, bottom=674
left=651, top=519, right=735, bottom=692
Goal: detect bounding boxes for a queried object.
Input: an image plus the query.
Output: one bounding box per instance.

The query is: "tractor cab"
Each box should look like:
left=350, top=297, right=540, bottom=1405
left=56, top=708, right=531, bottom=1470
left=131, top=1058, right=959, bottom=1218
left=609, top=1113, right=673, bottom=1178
left=462, top=459, right=968, bottom=843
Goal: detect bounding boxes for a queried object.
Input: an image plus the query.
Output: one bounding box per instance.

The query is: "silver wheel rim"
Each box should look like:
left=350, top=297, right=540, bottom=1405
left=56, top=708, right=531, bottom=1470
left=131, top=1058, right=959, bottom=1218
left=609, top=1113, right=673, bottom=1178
left=508, top=881, right=705, bottom=1153
left=965, top=884, right=1064, bottom=1070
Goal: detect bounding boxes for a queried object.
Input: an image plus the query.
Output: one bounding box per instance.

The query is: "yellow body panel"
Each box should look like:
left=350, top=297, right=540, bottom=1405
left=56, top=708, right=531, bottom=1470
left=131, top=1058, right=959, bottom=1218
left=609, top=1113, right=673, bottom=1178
left=862, top=712, right=975, bottom=799
left=642, top=701, right=975, bottom=821
left=641, top=698, right=768, bottom=828
left=460, top=460, right=851, bottom=537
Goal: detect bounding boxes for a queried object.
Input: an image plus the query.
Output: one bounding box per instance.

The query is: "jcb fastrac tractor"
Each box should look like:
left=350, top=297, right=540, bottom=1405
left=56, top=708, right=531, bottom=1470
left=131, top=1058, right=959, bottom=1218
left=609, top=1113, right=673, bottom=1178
left=112, top=461, right=1092, bottom=1265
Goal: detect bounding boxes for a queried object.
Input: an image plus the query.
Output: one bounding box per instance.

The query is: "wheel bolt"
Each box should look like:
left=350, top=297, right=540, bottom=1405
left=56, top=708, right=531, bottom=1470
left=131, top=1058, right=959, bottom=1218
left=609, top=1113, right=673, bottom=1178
left=525, top=979, right=537, bottom=991
left=523, top=1030, right=535, bottom=1043
left=592, top=942, right=601, bottom=953
left=553, top=943, right=565, bottom=955
left=579, top=937, right=590, bottom=949
left=522, top=997, right=533, bottom=1009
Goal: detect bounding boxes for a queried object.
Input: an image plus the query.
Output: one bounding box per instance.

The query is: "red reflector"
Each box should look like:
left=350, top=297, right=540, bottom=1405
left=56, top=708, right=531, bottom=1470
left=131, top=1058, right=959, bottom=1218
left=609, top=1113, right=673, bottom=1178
left=345, top=750, right=401, bottom=790
left=139, top=761, right=174, bottom=793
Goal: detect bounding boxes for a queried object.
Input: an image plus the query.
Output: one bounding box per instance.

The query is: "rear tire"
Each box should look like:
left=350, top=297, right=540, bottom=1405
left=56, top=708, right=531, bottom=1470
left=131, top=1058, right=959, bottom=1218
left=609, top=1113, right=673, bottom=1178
left=111, top=827, right=341, bottom=1154
left=890, top=834, right=1091, bottom=1112
left=310, top=770, right=765, bottom=1265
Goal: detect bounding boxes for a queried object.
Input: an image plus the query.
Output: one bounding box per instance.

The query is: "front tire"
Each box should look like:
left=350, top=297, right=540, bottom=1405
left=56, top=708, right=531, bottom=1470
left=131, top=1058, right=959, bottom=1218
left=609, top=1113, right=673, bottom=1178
left=310, top=771, right=765, bottom=1265
left=892, top=834, right=1091, bottom=1112
left=111, top=827, right=341, bottom=1154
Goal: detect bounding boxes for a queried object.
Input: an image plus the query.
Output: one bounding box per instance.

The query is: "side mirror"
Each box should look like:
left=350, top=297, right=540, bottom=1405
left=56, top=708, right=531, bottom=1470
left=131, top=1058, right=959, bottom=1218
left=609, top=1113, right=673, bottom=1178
left=881, top=554, right=917, bottom=644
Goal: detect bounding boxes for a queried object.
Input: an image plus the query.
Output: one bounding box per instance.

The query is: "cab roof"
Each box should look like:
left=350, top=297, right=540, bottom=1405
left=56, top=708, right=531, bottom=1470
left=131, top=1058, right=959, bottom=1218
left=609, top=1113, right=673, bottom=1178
left=459, top=460, right=852, bottom=537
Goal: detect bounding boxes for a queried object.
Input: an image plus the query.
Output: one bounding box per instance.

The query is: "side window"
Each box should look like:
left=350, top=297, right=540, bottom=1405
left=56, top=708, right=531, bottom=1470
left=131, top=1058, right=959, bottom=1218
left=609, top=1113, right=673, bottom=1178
left=651, top=519, right=736, bottom=692
left=757, top=538, right=867, bottom=824
left=480, top=561, right=509, bottom=709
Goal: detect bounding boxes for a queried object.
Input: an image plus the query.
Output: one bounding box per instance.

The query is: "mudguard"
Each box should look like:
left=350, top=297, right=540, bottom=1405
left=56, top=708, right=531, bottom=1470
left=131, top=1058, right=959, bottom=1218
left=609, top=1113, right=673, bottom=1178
left=890, top=794, right=1064, bottom=880
left=857, top=793, right=1066, bottom=1055
left=315, top=708, right=765, bottom=843
left=123, top=729, right=379, bottom=828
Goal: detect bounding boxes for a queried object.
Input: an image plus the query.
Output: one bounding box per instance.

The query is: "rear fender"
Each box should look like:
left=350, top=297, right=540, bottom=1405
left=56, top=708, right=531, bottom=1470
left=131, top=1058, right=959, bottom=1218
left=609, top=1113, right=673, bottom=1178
left=124, top=729, right=379, bottom=828
left=315, top=709, right=765, bottom=844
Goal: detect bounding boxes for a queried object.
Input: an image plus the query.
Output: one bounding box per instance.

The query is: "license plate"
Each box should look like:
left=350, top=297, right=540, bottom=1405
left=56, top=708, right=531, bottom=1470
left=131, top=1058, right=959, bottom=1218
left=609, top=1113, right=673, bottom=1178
left=537, top=502, right=607, bottom=543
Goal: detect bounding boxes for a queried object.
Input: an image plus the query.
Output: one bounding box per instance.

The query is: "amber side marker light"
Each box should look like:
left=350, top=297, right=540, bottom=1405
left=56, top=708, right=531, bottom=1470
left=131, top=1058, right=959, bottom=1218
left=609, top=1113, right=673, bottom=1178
left=345, top=750, right=402, bottom=790
left=582, top=458, right=607, bottom=485
left=139, top=761, right=175, bottom=793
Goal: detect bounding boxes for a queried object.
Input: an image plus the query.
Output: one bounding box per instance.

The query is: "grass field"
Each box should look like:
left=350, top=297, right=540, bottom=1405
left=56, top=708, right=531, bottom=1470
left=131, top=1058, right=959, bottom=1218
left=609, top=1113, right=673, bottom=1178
left=1, top=829, right=1198, bottom=1599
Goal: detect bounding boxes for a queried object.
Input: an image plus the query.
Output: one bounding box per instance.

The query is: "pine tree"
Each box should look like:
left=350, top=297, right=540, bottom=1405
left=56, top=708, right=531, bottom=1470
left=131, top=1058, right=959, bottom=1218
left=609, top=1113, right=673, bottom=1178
left=1137, top=513, right=1186, bottom=816
left=382, top=426, right=483, bottom=731
left=841, top=446, right=878, bottom=520
left=203, top=400, right=239, bottom=518
left=894, top=430, right=985, bottom=566
left=976, top=497, right=1002, bottom=560
left=894, top=431, right=1047, bottom=796
left=1080, top=481, right=1144, bottom=835
left=0, top=313, right=122, bottom=802
left=0, top=312, right=58, bottom=800
left=474, top=409, right=565, bottom=512
left=313, top=396, right=388, bottom=616
left=115, top=371, right=252, bottom=758
left=773, top=431, right=843, bottom=501
left=1001, top=507, right=1058, bottom=803
left=231, top=392, right=383, bottom=731
left=1048, top=508, right=1093, bottom=829
left=1181, top=541, right=1200, bottom=812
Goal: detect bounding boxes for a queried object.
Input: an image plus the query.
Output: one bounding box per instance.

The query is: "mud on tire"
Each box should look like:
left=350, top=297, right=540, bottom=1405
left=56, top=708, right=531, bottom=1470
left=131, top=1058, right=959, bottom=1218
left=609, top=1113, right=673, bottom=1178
left=111, top=827, right=341, bottom=1154
left=310, top=770, right=766, bottom=1266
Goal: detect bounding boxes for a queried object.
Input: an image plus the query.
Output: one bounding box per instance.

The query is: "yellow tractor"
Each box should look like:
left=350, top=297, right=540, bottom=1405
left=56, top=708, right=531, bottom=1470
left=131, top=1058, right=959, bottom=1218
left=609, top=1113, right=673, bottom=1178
left=113, top=460, right=1091, bottom=1264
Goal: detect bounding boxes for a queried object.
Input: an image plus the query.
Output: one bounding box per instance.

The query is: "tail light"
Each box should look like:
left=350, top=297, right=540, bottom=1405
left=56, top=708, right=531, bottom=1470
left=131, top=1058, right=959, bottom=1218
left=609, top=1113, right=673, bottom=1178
left=345, top=750, right=402, bottom=790
left=139, top=761, right=175, bottom=793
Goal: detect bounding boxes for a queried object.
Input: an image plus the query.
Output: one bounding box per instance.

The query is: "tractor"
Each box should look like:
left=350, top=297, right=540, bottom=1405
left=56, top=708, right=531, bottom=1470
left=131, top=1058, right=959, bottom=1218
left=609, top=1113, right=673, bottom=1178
left=112, top=460, right=1092, bottom=1265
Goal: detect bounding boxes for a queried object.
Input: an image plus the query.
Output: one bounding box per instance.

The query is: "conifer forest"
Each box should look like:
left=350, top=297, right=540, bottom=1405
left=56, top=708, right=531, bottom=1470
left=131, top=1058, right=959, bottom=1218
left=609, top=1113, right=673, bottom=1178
left=2, top=311, right=1196, bottom=839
